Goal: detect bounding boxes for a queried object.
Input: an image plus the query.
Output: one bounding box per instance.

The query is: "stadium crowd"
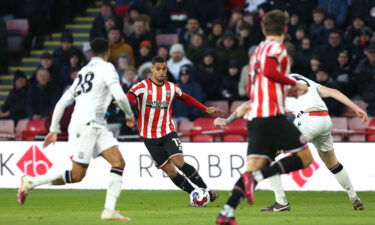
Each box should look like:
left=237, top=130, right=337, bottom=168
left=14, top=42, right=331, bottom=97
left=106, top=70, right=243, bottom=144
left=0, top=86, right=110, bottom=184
left=1, top=0, right=375, bottom=136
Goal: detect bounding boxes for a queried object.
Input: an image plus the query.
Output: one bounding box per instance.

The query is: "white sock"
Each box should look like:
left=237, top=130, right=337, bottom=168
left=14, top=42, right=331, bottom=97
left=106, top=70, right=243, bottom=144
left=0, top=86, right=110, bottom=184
left=252, top=171, right=264, bottom=183
left=27, top=170, right=67, bottom=188
left=333, top=167, right=357, bottom=199
left=268, top=174, right=288, bottom=205
left=104, top=171, right=123, bottom=212
left=220, top=204, right=234, bottom=217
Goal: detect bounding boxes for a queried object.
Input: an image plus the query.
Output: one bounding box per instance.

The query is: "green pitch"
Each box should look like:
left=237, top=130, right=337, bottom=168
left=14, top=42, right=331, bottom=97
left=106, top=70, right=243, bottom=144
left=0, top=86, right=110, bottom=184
left=0, top=189, right=374, bottom=225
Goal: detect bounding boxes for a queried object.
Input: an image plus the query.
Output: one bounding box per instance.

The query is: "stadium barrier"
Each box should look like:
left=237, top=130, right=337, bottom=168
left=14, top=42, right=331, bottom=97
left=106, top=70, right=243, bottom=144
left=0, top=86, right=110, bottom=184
left=0, top=142, right=374, bottom=191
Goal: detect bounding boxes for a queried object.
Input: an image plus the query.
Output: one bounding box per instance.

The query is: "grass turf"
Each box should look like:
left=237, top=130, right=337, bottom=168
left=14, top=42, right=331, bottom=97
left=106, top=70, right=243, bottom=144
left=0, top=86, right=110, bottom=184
left=0, top=189, right=374, bottom=225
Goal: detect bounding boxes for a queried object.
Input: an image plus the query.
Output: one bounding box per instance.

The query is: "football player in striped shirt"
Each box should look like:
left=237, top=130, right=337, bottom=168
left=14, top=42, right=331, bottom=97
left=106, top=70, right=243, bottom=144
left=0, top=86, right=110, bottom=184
left=214, top=10, right=314, bottom=225
left=126, top=56, right=222, bottom=203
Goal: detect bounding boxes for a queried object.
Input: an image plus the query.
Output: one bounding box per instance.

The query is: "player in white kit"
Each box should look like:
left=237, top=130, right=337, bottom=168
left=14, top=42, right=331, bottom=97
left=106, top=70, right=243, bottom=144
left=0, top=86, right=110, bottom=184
left=260, top=73, right=367, bottom=211
left=18, top=38, right=135, bottom=221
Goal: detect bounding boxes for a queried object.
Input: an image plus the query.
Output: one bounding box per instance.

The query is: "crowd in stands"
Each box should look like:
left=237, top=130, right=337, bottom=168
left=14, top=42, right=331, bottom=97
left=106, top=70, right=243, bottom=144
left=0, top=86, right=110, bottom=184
left=1, top=0, right=375, bottom=137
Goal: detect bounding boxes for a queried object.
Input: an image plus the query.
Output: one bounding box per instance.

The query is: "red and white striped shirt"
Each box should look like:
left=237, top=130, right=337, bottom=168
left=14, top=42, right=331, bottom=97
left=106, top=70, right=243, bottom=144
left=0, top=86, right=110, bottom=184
left=245, top=40, right=296, bottom=120
left=127, top=78, right=207, bottom=139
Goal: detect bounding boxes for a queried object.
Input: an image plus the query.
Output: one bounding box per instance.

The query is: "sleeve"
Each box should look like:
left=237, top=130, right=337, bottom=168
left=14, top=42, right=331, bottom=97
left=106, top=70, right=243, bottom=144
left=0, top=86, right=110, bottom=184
left=267, top=43, right=286, bottom=62
left=128, top=82, right=145, bottom=96
left=50, top=90, right=75, bottom=133
left=263, top=57, right=297, bottom=85
left=174, top=84, right=183, bottom=98
left=176, top=92, right=207, bottom=111
left=108, top=83, right=134, bottom=118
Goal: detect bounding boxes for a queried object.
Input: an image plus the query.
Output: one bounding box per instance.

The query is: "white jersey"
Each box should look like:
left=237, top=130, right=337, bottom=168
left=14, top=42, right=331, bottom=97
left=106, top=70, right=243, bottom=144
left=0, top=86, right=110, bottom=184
left=285, top=74, right=328, bottom=114
left=68, top=57, right=119, bottom=126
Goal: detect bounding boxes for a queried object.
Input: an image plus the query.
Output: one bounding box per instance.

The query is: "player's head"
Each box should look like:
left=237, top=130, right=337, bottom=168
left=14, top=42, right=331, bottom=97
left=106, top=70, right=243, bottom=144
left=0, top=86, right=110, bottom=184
left=151, top=56, right=167, bottom=83
left=90, top=38, right=110, bottom=61
left=262, top=9, right=289, bottom=37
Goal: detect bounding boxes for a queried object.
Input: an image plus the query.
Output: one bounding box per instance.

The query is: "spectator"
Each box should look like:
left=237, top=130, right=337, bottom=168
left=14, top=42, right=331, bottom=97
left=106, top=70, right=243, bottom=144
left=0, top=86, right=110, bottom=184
left=288, top=13, right=301, bottom=39
left=90, top=15, right=118, bottom=40
left=121, top=65, right=140, bottom=92
left=123, top=6, right=142, bottom=35
left=362, top=80, right=375, bottom=116
left=136, top=40, right=153, bottom=67
left=237, top=22, right=259, bottom=50
left=189, top=0, right=225, bottom=31
left=207, top=21, right=224, bottom=48
left=221, top=60, right=241, bottom=101
left=59, top=52, right=83, bottom=88
left=309, top=8, right=325, bottom=46
left=332, top=50, right=354, bottom=97
left=216, top=31, right=248, bottom=69
left=319, top=30, right=346, bottom=65
left=314, top=15, right=336, bottom=48
left=295, top=37, right=314, bottom=74
left=26, top=68, right=59, bottom=120
left=196, top=49, right=222, bottom=100
left=30, top=52, right=60, bottom=86
left=137, top=62, right=153, bottom=79
left=0, top=17, right=7, bottom=74
left=116, top=53, right=131, bottom=77
left=167, top=43, right=192, bottom=81
left=238, top=46, right=256, bottom=98
left=173, top=64, right=204, bottom=121
left=353, top=42, right=375, bottom=99
left=318, top=0, right=348, bottom=27
left=352, top=27, right=373, bottom=60
left=227, top=7, right=244, bottom=34
left=345, top=16, right=367, bottom=43
left=115, top=0, right=145, bottom=18
left=165, top=0, right=192, bottom=34
left=90, top=1, right=122, bottom=40
left=292, top=25, right=306, bottom=47
left=82, top=42, right=93, bottom=61
left=180, top=17, right=205, bottom=47
left=125, top=16, right=154, bottom=52
left=315, top=65, right=343, bottom=116
left=52, top=31, right=86, bottom=68
left=108, top=28, right=135, bottom=66
left=186, top=33, right=207, bottom=65
left=157, top=45, right=169, bottom=60
left=0, top=71, right=28, bottom=124
left=144, top=0, right=170, bottom=33
left=308, top=55, right=321, bottom=80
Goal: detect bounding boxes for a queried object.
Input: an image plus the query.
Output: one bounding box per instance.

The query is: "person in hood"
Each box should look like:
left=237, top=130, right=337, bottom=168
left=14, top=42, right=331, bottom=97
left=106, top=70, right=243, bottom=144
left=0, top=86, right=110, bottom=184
left=216, top=31, right=248, bottom=69
left=221, top=60, right=241, bottom=101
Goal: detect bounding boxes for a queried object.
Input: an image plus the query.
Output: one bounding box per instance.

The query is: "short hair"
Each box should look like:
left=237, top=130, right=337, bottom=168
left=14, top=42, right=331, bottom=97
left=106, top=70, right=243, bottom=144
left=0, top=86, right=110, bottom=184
left=312, top=8, right=325, bottom=15
left=108, top=27, right=120, bottom=34
left=90, top=38, right=109, bottom=55
left=262, top=10, right=289, bottom=36
left=152, top=56, right=167, bottom=65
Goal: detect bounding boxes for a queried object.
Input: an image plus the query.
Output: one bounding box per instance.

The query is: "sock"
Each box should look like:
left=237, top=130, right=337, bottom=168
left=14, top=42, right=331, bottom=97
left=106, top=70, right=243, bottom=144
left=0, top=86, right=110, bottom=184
left=330, top=163, right=357, bottom=199
left=255, top=155, right=304, bottom=182
left=220, top=204, right=235, bottom=218
left=180, top=163, right=207, bottom=189
left=268, top=174, right=288, bottom=205
left=104, top=167, right=123, bottom=212
left=170, top=173, right=194, bottom=193
left=225, top=177, right=244, bottom=209
left=27, top=170, right=69, bottom=188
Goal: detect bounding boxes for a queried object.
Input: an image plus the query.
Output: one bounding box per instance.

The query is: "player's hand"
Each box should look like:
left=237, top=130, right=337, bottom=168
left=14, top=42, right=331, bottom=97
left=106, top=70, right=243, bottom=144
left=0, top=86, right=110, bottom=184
left=125, top=116, right=135, bottom=128
left=43, top=132, right=57, bottom=148
left=214, top=117, right=227, bottom=128
left=355, top=107, right=368, bottom=124
left=205, top=107, right=222, bottom=116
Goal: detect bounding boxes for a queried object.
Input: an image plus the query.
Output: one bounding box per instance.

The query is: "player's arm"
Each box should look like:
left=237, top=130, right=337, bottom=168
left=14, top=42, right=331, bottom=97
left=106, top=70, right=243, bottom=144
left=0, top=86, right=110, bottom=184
left=108, top=83, right=135, bottom=127
left=177, top=92, right=222, bottom=115
left=264, top=57, right=307, bottom=97
left=43, top=90, right=75, bottom=148
left=214, top=101, right=251, bottom=127
left=318, top=85, right=368, bottom=124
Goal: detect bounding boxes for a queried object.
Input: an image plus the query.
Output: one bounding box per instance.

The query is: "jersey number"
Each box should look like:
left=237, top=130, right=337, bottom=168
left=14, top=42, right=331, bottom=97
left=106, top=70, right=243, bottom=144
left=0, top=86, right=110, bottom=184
left=172, top=138, right=182, bottom=151
left=291, top=75, right=310, bottom=87
left=74, top=72, right=95, bottom=97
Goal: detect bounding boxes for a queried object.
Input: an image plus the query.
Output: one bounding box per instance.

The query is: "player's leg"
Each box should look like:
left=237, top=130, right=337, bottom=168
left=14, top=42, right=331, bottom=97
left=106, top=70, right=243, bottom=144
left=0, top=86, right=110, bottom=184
left=162, top=161, right=194, bottom=194
left=99, top=145, right=131, bottom=220
left=260, top=174, right=290, bottom=212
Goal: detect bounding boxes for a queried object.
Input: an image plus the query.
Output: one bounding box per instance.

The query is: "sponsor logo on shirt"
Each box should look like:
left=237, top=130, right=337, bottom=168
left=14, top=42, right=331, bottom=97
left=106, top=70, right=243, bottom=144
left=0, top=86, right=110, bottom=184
left=146, top=100, right=169, bottom=109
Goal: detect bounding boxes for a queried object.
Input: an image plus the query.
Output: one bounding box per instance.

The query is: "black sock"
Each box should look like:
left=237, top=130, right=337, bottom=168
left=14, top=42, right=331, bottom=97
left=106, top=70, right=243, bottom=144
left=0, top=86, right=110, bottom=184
left=180, top=163, right=207, bottom=189
left=65, top=170, right=72, bottom=183
left=260, top=155, right=304, bottom=179
left=171, top=173, right=194, bottom=194
left=329, top=163, right=343, bottom=174
left=226, top=177, right=244, bottom=209
left=110, top=167, right=124, bottom=176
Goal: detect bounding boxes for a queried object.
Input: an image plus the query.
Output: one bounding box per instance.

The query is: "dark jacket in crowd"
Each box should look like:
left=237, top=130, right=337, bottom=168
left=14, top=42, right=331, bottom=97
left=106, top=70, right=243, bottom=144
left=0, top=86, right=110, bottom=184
left=195, top=55, right=222, bottom=100
left=26, top=82, right=59, bottom=119
left=1, top=86, right=28, bottom=122
left=362, top=81, right=375, bottom=116
left=165, top=0, right=192, bottom=33
left=216, top=33, right=248, bottom=69
left=317, top=78, right=344, bottom=116
left=353, top=57, right=375, bottom=97
left=52, top=46, right=86, bottom=67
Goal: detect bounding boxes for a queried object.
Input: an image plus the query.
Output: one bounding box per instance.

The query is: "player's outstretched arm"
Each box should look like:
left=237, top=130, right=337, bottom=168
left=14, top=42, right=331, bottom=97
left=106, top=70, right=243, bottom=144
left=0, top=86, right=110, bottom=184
left=318, top=85, right=368, bottom=124
left=44, top=90, right=74, bottom=148
left=214, top=101, right=250, bottom=127
left=178, top=92, right=223, bottom=116
left=108, top=83, right=135, bottom=127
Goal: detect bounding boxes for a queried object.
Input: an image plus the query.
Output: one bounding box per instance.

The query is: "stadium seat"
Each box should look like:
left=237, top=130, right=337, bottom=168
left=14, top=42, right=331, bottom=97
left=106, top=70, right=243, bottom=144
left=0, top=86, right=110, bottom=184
left=179, top=119, right=194, bottom=142
left=204, top=101, right=229, bottom=117
left=347, top=117, right=369, bottom=142
left=331, top=117, right=348, bottom=141
left=366, top=117, right=375, bottom=141
left=191, top=118, right=218, bottom=141
left=22, top=120, right=47, bottom=141
left=155, top=34, right=179, bottom=47
left=191, top=134, right=214, bottom=142
left=230, top=101, right=247, bottom=114
left=341, top=100, right=368, bottom=117
left=7, top=36, right=24, bottom=53
left=222, top=134, right=245, bottom=142
left=367, top=134, right=375, bottom=142
left=6, top=19, right=29, bottom=36
left=0, top=120, right=15, bottom=140
left=15, top=119, right=28, bottom=140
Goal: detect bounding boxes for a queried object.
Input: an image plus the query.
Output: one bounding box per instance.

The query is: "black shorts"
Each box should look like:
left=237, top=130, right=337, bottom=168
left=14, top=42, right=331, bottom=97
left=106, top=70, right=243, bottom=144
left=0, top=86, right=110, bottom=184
left=143, top=132, right=183, bottom=168
left=247, top=115, right=306, bottom=161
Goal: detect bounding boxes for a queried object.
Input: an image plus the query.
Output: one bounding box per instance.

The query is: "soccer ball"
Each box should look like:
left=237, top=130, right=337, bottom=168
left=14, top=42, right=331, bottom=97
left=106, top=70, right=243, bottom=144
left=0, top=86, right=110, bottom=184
left=190, top=188, right=210, bottom=207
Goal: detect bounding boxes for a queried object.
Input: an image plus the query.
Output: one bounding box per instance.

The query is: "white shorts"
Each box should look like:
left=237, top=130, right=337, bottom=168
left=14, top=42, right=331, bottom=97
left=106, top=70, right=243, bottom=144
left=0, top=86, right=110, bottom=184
left=68, top=122, right=119, bottom=165
left=294, top=112, right=334, bottom=152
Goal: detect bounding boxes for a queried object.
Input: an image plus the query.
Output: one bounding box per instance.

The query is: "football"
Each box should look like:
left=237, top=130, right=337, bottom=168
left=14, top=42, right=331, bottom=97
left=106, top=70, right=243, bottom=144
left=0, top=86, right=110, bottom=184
left=190, top=188, right=210, bottom=207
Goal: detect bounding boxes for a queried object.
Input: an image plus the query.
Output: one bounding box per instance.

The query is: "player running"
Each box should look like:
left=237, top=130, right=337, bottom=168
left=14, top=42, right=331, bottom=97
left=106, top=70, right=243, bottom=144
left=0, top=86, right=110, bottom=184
left=214, top=10, right=313, bottom=225
left=258, top=73, right=367, bottom=212
left=125, top=56, right=222, bottom=203
left=18, top=38, right=135, bottom=221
